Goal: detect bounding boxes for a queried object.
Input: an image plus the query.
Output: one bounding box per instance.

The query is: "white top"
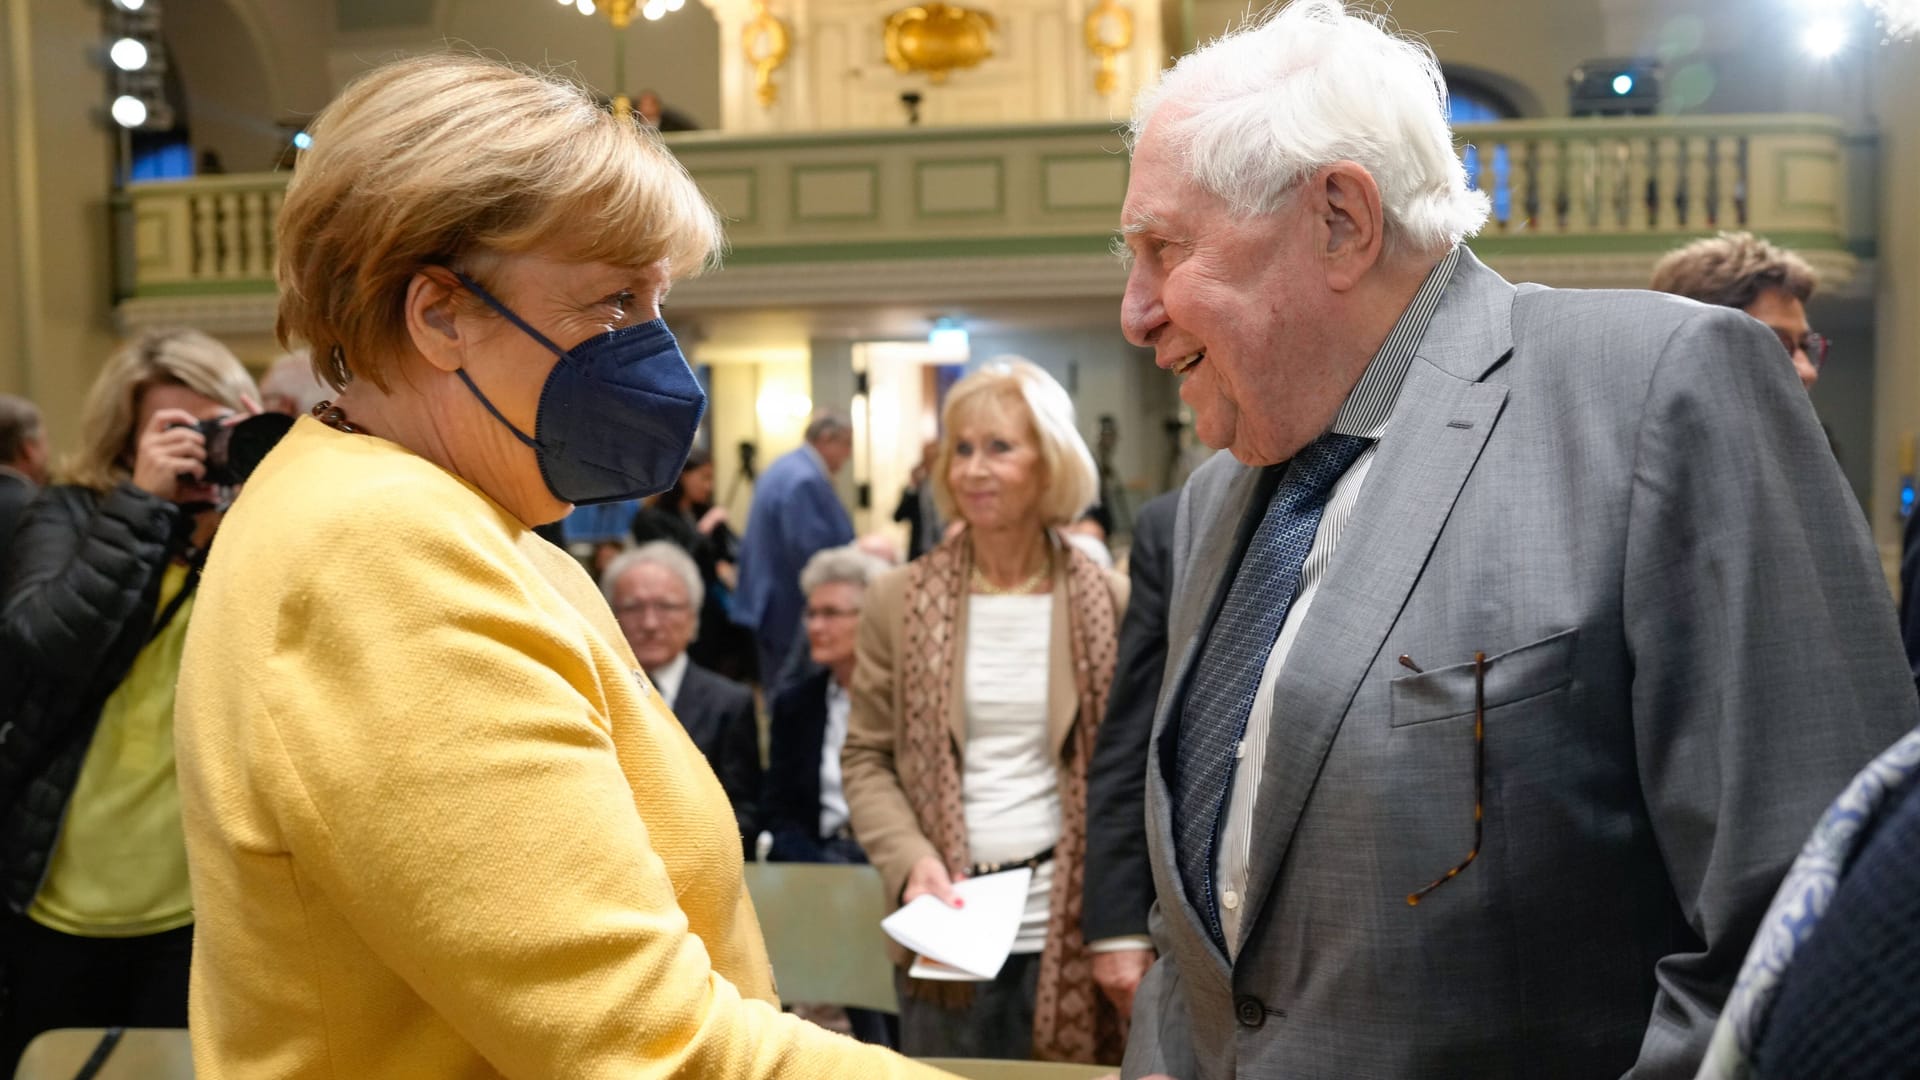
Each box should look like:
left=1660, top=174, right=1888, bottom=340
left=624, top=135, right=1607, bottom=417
left=962, top=593, right=1059, bottom=954
left=819, top=680, right=852, bottom=837
left=648, top=651, right=690, bottom=710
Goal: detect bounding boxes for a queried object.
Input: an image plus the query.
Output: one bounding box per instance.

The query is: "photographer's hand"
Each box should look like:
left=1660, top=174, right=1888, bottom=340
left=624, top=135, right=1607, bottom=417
left=132, top=407, right=210, bottom=502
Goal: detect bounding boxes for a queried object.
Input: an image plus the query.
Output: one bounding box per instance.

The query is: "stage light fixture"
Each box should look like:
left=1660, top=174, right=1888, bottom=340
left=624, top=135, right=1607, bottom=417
left=109, top=37, right=149, bottom=71
left=111, top=94, right=148, bottom=128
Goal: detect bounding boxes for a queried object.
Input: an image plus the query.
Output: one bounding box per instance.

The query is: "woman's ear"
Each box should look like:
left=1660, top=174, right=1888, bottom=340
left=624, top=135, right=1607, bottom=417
left=404, top=270, right=467, bottom=374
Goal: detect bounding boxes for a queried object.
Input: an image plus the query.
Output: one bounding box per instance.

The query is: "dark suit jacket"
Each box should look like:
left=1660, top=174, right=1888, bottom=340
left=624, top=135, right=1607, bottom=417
left=1082, top=490, right=1177, bottom=943
left=669, top=660, right=762, bottom=857
left=761, top=666, right=834, bottom=860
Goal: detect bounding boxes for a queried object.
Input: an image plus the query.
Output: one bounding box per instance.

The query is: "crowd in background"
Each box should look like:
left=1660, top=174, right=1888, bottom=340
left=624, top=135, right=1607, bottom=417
left=2, top=236, right=1920, bottom=1069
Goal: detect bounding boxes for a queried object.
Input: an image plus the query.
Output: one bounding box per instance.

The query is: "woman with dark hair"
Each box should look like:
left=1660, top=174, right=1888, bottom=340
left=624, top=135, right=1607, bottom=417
left=632, top=446, right=757, bottom=682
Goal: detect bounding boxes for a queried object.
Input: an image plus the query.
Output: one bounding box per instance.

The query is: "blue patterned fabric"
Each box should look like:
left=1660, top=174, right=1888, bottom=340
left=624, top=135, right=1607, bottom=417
left=1696, top=725, right=1920, bottom=1079
left=1172, top=432, right=1371, bottom=952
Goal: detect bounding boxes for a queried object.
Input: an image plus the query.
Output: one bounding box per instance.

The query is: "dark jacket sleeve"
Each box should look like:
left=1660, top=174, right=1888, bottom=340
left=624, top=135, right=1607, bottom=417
left=1901, top=508, right=1920, bottom=690
left=0, top=482, right=184, bottom=685
left=1082, top=491, right=1179, bottom=943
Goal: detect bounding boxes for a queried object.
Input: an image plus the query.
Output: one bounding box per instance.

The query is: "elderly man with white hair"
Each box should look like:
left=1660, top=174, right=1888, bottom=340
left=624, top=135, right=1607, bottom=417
left=1116, top=3, right=1917, bottom=1078
left=604, top=542, right=761, bottom=858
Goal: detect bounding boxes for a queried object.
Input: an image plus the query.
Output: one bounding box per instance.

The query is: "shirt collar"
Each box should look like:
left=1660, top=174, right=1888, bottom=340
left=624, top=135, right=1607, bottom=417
left=647, top=651, right=691, bottom=708
left=1329, top=246, right=1459, bottom=440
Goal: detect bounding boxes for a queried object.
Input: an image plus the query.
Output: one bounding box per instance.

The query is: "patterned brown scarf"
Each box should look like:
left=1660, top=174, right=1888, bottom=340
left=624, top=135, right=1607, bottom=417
left=896, top=530, right=1124, bottom=1064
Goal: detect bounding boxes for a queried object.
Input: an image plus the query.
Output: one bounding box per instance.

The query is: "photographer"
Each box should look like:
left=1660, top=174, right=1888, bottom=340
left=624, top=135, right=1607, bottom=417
left=0, top=328, right=257, bottom=1068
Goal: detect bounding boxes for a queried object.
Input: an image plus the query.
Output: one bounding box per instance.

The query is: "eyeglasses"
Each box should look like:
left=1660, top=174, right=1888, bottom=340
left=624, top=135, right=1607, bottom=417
left=804, top=606, right=861, bottom=622
left=1776, top=330, right=1832, bottom=371
left=614, top=599, right=691, bottom=620
left=1398, top=650, right=1486, bottom=907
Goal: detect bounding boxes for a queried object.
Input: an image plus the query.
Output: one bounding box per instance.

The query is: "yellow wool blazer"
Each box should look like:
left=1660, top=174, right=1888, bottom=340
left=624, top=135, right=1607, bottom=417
left=175, top=419, right=948, bottom=1080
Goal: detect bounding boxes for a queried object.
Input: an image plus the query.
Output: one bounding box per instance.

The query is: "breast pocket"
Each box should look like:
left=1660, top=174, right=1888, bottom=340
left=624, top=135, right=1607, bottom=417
left=1389, top=628, right=1578, bottom=728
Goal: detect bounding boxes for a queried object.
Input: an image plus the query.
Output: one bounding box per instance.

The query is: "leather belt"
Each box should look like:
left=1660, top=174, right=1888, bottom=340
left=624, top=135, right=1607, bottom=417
left=968, top=845, right=1055, bottom=878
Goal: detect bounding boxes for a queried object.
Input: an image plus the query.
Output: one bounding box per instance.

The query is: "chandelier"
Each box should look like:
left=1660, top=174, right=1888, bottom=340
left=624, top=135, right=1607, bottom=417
left=552, top=0, right=687, bottom=118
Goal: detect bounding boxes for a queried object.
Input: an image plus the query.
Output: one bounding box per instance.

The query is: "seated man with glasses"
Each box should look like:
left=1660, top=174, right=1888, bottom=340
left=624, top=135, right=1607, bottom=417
left=603, top=542, right=761, bottom=858
left=1652, top=231, right=1831, bottom=391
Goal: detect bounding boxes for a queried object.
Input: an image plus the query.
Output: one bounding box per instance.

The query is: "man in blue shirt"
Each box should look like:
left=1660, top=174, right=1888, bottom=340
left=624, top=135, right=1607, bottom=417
left=733, top=411, right=855, bottom=693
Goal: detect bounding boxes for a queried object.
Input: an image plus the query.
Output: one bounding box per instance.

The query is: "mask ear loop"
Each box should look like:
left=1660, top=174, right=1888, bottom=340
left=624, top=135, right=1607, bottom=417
left=446, top=270, right=557, bottom=450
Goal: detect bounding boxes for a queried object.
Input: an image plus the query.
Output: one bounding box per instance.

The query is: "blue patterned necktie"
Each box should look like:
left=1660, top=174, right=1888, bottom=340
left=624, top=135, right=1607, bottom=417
left=1173, top=432, right=1373, bottom=952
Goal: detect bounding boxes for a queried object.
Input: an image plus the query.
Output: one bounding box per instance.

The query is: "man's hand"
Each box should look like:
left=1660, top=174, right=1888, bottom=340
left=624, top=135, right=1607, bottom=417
left=1091, top=947, right=1155, bottom=1019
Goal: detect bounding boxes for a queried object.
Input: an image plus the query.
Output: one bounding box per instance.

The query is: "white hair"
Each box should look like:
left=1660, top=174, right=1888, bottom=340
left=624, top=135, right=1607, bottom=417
left=800, top=544, right=888, bottom=597
left=601, top=542, right=705, bottom=635
left=1130, top=0, right=1489, bottom=257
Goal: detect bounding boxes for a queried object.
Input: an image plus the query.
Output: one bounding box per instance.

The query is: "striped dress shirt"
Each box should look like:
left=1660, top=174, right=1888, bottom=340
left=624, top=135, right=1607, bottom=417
left=1211, top=246, right=1459, bottom=954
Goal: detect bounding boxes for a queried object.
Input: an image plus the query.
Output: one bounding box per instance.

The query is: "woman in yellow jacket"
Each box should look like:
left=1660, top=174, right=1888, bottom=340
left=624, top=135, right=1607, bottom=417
left=173, top=54, right=951, bottom=1080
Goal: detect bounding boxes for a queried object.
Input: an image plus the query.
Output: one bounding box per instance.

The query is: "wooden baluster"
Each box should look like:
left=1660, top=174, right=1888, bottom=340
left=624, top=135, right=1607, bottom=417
left=219, top=192, right=243, bottom=278
left=1521, top=137, right=1541, bottom=231
left=248, top=190, right=270, bottom=276
left=1704, top=136, right=1722, bottom=228
left=1681, top=134, right=1697, bottom=226
left=1478, top=141, right=1502, bottom=229
left=1645, top=136, right=1667, bottom=230
left=266, top=191, right=282, bottom=268
left=1734, top=135, right=1750, bottom=227
left=1614, top=138, right=1635, bottom=231
left=192, top=193, right=218, bottom=280
left=1553, top=137, right=1571, bottom=231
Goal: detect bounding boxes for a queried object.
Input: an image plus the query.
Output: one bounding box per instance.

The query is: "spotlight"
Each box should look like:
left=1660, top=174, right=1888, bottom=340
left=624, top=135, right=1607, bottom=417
left=1803, top=19, right=1848, bottom=59
left=111, top=0, right=145, bottom=10
left=666, top=0, right=685, bottom=10
left=109, top=37, right=148, bottom=72
left=111, top=94, right=148, bottom=128
left=575, top=0, right=595, bottom=13
left=643, top=0, right=666, bottom=18
left=292, top=131, right=313, bottom=150
left=1611, top=73, right=1634, bottom=95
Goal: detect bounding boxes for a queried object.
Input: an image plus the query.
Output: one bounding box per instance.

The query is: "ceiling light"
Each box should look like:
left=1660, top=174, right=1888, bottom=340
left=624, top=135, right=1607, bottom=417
left=111, top=0, right=145, bottom=10
left=1802, top=19, right=1849, bottom=59
left=575, top=0, right=595, bottom=13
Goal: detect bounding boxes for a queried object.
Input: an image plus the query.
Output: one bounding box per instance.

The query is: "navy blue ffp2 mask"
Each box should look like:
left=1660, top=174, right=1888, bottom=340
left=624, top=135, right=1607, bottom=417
left=450, top=271, right=707, bottom=506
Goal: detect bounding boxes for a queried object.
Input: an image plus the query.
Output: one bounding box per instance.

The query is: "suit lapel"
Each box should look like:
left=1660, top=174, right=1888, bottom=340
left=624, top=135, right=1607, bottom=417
left=1146, top=460, right=1278, bottom=976
left=1232, top=250, right=1517, bottom=953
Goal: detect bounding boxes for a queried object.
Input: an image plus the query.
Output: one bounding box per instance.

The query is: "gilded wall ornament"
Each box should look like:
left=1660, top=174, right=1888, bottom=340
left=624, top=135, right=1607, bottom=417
left=1084, top=0, right=1134, bottom=96
left=742, top=0, right=793, bottom=109
left=883, top=3, right=996, bottom=84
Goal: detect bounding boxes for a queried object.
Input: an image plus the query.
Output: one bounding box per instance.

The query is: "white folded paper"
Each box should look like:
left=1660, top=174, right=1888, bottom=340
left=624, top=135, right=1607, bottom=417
left=881, top=867, right=1033, bottom=982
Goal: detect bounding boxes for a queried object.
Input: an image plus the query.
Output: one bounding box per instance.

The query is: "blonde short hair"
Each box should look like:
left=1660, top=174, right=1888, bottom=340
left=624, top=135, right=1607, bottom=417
left=64, top=328, right=257, bottom=492
left=932, top=357, right=1099, bottom=528
left=276, top=54, right=723, bottom=391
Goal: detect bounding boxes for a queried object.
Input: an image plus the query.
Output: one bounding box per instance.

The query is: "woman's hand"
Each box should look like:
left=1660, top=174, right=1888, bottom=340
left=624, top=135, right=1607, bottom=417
left=715, top=560, right=737, bottom=591
left=131, top=408, right=210, bottom=502
left=696, top=506, right=729, bottom=536
left=902, top=855, right=964, bottom=908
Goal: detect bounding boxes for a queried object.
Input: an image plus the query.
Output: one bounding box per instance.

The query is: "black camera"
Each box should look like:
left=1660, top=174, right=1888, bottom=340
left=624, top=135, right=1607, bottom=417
left=171, top=412, right=295, bottom=486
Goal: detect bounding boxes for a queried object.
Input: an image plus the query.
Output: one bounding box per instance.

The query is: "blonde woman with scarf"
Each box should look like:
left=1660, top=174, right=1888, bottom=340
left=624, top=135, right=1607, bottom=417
left=842, top=357, right=1134, bottom=1065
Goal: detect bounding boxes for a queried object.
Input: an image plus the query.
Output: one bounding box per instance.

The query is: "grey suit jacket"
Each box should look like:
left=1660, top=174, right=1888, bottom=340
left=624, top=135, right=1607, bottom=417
left=1123, top=248, right=1920, bottom=1080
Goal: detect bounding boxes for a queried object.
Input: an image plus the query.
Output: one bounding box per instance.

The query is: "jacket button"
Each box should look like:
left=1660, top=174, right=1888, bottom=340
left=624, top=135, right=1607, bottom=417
left=1235, top=995, right=1266, bottom=1028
